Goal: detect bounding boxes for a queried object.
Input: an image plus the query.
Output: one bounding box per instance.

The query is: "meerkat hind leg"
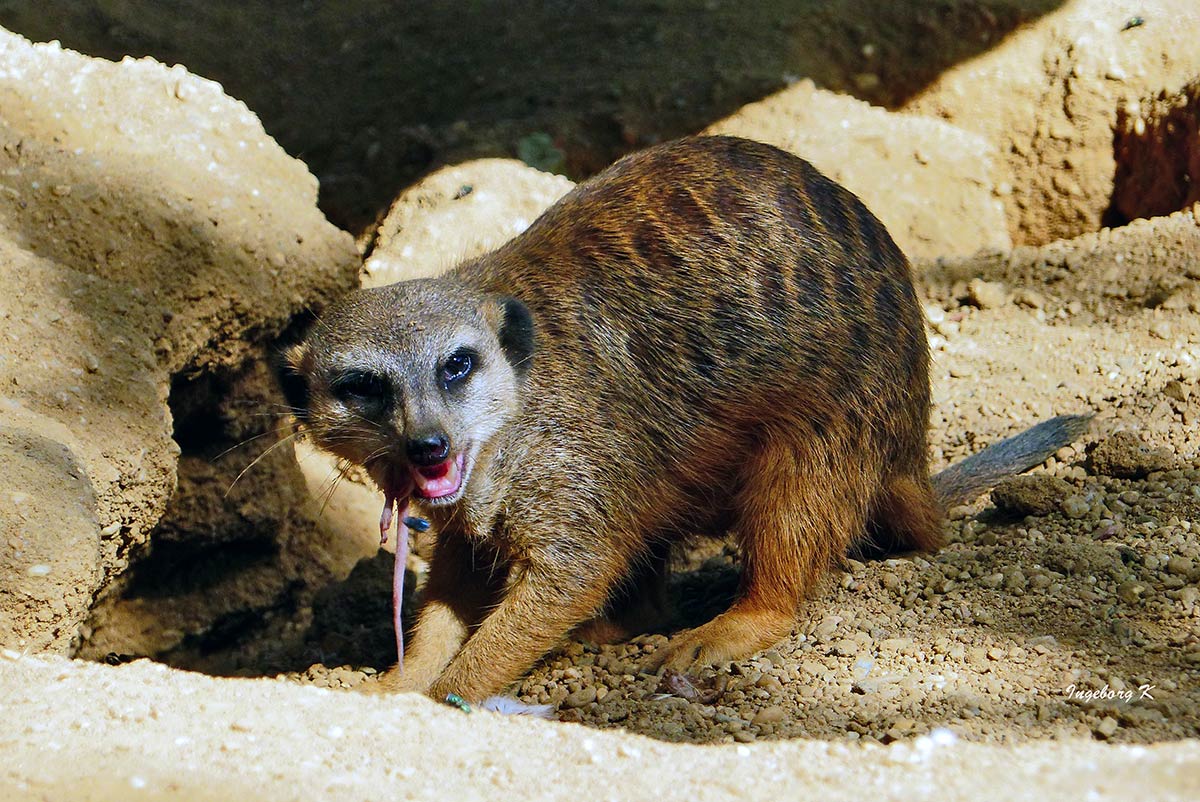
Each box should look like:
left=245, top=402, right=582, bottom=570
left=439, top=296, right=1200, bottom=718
left=649, top=432, right=870, bottom=672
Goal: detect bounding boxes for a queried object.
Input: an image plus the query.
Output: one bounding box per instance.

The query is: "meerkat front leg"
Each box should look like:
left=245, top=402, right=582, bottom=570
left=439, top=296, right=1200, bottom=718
left=425, top=553, right=623, bottom=702
left=377, top=533, right=504, bottom=695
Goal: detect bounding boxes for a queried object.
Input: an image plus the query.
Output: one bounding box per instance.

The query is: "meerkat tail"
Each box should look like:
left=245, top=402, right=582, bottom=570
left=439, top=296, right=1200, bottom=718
left=931, top=414, right=1093, bottom=509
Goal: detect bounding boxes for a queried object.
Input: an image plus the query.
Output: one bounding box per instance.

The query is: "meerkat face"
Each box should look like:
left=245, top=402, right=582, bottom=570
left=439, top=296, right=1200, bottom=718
left=279, top=279, right=535, bottom=507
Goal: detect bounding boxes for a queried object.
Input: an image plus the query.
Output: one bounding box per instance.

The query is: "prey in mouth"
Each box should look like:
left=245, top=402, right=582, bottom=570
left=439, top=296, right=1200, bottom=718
left=371, top=447, right=470, bottom=669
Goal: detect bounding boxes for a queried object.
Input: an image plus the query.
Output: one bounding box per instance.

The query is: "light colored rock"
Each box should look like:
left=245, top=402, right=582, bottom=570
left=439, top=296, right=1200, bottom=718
left=968, top=278, right=1009, bottom=309
left=563, top=685, right=598, bottom=709
left=1060, top=495, right=1092, bottom=519
left=752, top=706, right=787, bottom=726
left=907, top=0, right=1200, bottom=245
left=0, top=29, right=358, bottom=652
left=363, top=159, right=574, bottom=287
left=706, top=80, right=1011, bottom=262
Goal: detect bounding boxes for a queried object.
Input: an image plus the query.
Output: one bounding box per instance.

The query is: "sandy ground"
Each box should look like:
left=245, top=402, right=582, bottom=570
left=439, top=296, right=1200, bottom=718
left=3, top=654, right=1199, bottom=802
left=1, top=1, right=1200, bottom=799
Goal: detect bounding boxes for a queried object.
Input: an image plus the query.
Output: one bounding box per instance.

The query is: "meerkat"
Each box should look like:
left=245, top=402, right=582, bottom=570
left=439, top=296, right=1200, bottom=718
left=280, top=136, right=1088, bottom=703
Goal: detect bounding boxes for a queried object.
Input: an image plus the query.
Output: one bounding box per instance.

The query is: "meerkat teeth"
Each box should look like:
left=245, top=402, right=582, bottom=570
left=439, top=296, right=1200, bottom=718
left=411, top=454, right=463, bottom=499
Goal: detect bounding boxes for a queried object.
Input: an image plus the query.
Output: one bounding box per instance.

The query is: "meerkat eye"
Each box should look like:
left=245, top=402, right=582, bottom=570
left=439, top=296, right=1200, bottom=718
left=440, top=348, right=475, bottom=388
left=331, top=370, right=389, bottom=404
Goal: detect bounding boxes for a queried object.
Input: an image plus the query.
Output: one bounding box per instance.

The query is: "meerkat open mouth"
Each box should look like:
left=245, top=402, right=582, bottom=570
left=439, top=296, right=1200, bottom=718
left=411, top=453, right=466, bottom=501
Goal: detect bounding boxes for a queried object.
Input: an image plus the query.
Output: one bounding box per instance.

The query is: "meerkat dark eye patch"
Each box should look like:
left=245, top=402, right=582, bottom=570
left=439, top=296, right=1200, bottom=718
left=278, top=366, right=309, bottom=419
left=441, top=348, right=476, bottom=389
left=331, top=370, right=390, bottom=405
left=275, top=343, right=311, bottom=420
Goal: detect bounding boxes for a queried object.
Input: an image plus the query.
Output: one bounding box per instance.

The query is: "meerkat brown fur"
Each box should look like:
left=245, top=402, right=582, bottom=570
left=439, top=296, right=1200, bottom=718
left=281, top=136, right=1088, bottom=702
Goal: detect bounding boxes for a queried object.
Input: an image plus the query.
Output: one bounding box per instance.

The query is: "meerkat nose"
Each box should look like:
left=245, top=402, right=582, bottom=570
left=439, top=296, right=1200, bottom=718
left=406, top=433, right=451, bottom=466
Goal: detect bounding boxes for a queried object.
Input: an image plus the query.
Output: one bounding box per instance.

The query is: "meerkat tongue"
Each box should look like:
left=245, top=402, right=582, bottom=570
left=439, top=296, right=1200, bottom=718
left=411, top=454, right=464, bottom=499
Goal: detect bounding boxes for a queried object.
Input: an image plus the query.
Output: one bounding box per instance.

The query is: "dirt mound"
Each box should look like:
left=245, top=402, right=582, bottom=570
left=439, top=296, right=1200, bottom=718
left=4, top=653, right=1200, bottom=802
left=908, top=0, right=1200, bottom=247
left=706, top=80, right=1009, bottom=261
left=0, top=30, right=358, bottom=655
left=0, top=0, right=1069, bottom=235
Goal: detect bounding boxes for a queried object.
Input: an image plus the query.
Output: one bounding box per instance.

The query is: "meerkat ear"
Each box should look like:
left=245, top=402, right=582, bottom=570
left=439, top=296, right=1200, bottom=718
left=490, top=295, right=535, bottom=376
left=275, top=342, right=311, bottom=420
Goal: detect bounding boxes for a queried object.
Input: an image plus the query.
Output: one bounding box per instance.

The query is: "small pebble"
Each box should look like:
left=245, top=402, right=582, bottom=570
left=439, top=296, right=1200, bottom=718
left=967, top=278, right=1008, bottom=309
left=947, top=505, right=972, bottom=521
left=814, top=616, right=841, bottom=640
left=751, top=706, right=786, bottom=726
left=1117, top=580, right=1146, bottom=604
left=831, top=639, right=859, bottom=657
left=1165, top=557, right=1193, bottom=576
left=1013, top=288, right=1045, bottom=308
left=562, top=686, right=597, bottom=709
left=981, top=572, right=1005, bottom=589
left=1060, top=495, right=1091, bottom=519
left=755, top=675, right=784, bottom=694
left=1163, top=380, right=1189, bottom=402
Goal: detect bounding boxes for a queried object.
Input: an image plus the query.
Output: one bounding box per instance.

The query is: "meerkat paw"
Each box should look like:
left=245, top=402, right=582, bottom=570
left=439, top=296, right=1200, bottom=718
left=647, top=607, right=795, bottom=673
left=366, top=664, right=440, bottom=696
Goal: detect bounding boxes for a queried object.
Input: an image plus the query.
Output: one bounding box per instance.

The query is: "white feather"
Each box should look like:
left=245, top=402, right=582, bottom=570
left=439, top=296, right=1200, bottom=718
left=478, top=696, right=555, bottom=718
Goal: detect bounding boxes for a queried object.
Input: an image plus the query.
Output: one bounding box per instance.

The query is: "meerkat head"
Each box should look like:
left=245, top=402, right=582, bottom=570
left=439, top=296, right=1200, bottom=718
left=278, top=278, right=535, bottom=507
